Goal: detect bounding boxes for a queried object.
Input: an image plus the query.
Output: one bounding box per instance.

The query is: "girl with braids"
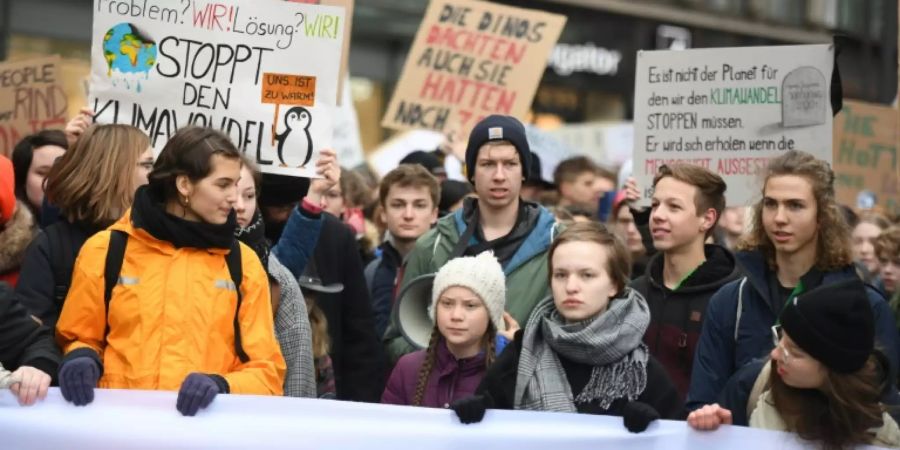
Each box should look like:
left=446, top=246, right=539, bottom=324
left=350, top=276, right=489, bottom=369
left=382, top=252, right=508, bottom=407
left=450, top=222, right=682, bottom=433
left=688, top=279, right=900, bottom=449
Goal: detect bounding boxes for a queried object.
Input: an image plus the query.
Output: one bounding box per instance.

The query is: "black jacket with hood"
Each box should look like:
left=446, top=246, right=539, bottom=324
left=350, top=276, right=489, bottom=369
left=629, top=244, right=743, bottom=399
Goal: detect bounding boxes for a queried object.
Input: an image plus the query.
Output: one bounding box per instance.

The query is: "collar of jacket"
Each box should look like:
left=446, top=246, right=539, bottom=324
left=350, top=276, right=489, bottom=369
left=0, top=205, right=34, bottom=273
left=736, top=250, right=856, bottom=304
left=645, top=244, right=741, bottom=293
left=449, top=198, right=555, bottom=275
left=434, top=337, right=486, bottom=378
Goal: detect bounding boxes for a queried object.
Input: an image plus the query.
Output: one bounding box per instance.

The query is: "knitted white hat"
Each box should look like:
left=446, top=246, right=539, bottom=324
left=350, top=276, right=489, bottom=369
left=430, top=252, right=506, bottom=332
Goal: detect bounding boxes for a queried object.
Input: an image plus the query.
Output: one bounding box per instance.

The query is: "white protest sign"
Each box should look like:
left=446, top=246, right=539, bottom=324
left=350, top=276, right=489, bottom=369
left=633, top=44, right=834, bottom=206
left=89, top=0, right=345, bottom=178
left=1, top=388, right=868, bottom=450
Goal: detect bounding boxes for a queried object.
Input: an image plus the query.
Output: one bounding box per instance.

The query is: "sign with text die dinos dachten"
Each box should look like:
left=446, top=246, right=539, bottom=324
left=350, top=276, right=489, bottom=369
left=90, top=0, right=344, bottom=178
left=633, top=44, right=834, bottom=206
left=382, top=0, right=566, bottom=134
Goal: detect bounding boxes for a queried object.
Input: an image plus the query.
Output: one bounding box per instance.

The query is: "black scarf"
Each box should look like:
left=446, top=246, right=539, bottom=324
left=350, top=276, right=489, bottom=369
left=235, top=209, right=270, bottom=269
left=132, top=185, right=237, bottom=250
left=460, top=197, right=540, bottom=266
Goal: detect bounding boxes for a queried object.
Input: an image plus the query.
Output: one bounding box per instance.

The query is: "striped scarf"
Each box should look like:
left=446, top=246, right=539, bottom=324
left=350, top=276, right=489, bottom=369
left=514, top=288, right=651, bottom=412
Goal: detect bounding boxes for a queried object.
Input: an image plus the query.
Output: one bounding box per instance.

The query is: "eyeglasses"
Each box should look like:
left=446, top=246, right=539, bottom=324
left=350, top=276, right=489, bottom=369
left=771, top=325, right=792, bottom=365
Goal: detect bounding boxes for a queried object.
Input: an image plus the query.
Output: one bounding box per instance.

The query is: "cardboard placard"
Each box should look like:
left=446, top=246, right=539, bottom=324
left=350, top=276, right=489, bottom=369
left=832, top=100, right=899, bottom=215
left=381, top=0, right=566, bottom=133
left=632, top=44, right=834, bottom=206
left=89, top=0, right=345, bottom=177
left=0, top=56, right=68, bottom=156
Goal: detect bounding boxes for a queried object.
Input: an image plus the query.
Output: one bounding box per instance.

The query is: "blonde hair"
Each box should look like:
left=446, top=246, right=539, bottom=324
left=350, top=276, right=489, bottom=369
left=737, top=151, right=852, bottom=271
left=46, top=125, right=149, bottom=227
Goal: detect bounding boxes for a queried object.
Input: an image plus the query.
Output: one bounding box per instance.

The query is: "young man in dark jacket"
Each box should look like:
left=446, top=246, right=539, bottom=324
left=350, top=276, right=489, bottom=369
left=0, top=282, right=59, bottom=405
left=629, top=165, right=741, bottom=400
left=365, top=164, right=439, bottom=339
left=687, top=151, right=900, bottom=411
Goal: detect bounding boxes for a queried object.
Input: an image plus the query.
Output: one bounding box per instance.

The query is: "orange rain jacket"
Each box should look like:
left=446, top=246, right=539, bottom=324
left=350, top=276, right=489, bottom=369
left=56, top=213, right=286, bottom=395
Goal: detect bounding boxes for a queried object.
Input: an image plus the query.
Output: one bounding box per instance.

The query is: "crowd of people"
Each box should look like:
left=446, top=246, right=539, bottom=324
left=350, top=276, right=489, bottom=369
left=1, top=109, right=899, bottom=449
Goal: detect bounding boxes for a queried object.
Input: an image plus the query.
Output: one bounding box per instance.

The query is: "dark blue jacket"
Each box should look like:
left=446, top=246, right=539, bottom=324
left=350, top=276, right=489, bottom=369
left=686, top=250, right=900, bottom=411
left=271, top=206, right=323, bottom=279
left=365, top=241, right=403, bottom=339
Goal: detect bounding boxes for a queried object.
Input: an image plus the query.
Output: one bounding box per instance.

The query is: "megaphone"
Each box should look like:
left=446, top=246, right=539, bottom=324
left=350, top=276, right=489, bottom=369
left=392, top=273, right=436, bottom=350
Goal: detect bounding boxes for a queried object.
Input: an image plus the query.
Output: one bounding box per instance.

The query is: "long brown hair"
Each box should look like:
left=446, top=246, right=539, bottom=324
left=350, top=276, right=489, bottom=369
left=412, top=323, right=497, bottom=406
left=767, top=354, right=887, bottom=450
left=737, top=150, right=852, bottom=271
left=46, top=125, right=149, bottom=228
left=304, top=292, right=330, bottom=359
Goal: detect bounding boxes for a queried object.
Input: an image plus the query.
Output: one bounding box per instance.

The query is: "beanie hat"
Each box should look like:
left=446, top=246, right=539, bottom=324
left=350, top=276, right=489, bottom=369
left=259, top=173, right=311, bottom=207
left=464, top=115, right=531, bottom=183
left=0, top=156, right=15, bottom=225
left=780, top=279, right=874, bottom=374
left=430, top=252, right=506, bottom=332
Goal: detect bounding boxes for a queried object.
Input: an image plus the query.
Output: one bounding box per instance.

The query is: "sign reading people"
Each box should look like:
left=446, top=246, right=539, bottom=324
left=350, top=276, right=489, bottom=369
left=633, top=44, right=834, bottom=206
left=832, top=100, right=899, bottom=215
left=89, top=0, right=345, bottom=177
left=381, top=0, right=566, bottom=133
left=0, top=56, right=68, bottom=156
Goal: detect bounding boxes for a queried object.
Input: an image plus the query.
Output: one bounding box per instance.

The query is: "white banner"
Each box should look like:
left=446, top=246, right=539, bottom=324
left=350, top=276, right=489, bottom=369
left=90, top=0, right=345, bottom=178
left=632, top=44, right=834, bottom=206
left=1, top=388, right=889, bottom=449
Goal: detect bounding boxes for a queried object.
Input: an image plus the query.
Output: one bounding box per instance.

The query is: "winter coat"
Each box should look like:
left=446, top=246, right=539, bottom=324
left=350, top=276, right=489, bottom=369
left=382, top=338, right=486, bottom=408
left=271, top=205, right=323, bottom=280
left=56, top=210, right=286, bottom=395
left=16, top=219, right=102, bottom=331
left=476, top=330, right=684, bottom=419
left=686, top=250, right=900, bottom=410
left=365, top=240, right=404, bottom=339
left=0, top=282, right=59, bottom=381
left=269, top=254, right=317, bottom=398
left=630, top=244, right=742, bottom=399
left=299, top=214, right=385, bottom=402
left=0, top=205, right=35, bottom=287
left=384, top=200, right=556, bottom=364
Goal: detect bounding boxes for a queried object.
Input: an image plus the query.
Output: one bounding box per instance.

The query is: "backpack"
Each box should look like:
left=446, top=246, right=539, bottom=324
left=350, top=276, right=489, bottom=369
left=46, top=223, right=78, bottom=309
left=102, top=230, right=250, bottom=363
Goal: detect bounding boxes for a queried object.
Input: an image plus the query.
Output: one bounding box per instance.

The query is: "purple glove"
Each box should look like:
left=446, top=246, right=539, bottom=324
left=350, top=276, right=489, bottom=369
left=176, top=373, right=227, bottom=416
left=59, top=356, right=101, bottom=406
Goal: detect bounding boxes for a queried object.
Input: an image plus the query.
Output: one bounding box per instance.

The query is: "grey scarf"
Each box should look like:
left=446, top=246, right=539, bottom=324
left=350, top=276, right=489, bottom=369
left=514, top=287, right=651, bottom=412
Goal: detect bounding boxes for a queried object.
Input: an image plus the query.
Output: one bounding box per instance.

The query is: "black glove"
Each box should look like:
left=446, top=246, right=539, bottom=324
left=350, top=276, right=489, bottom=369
left=450, top=394, right=493, bottom=424
left=622, top=401, right=660, bottom=433
left=59, top=356, right=101, bottom=406
left=176, top=373, right=227, bottom=416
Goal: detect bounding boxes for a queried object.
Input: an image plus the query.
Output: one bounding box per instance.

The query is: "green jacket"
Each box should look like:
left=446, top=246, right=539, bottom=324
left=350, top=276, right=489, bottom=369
left=383, top=204, right=557, bottom=364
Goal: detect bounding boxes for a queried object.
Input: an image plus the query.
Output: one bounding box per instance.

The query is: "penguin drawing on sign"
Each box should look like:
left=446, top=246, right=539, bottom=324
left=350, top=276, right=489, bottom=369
left=275, top=106, right=314, bottom=168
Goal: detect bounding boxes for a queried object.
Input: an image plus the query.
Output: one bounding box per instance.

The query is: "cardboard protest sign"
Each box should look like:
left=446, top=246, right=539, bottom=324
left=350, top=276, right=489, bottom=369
left=0, top=56, right=68, bottom=156
left=832, top=100, right=899, bottom=215
left=382, top=0, right=566, bottom=133
left=632, top=44, right=834, bottom=206
left=90, top=0, right=345, bottom=177
left=286, top=0, right=354, bottom=105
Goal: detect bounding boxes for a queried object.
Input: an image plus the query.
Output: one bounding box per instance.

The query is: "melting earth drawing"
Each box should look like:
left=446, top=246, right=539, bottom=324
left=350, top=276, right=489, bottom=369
left=103, top=23, right=157, bottom=92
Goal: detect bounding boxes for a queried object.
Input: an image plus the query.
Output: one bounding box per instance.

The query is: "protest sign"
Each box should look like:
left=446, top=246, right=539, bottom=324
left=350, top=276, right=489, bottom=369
left=2, top=388, right=877, bottom=450
left=832, top=100, right=899, bottom=215
left=633, top=44, right=834, bottom=206
left=90, top=0, right=345, bottom=177
left=548, top=122, right=634, bottom=167
left=381, top=0, right=566, bottom=133
left=0, top=56, right=68, bottom=156
left=286, top=0, right=354, bottom=104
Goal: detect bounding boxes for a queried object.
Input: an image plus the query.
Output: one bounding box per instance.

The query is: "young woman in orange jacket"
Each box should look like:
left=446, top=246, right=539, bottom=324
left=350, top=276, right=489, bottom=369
left=56, top=126, right=286, bottom=416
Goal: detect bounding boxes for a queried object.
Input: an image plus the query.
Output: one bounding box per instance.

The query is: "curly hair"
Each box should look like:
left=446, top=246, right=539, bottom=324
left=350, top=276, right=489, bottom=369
left=737, top=150, right=852, bottom=271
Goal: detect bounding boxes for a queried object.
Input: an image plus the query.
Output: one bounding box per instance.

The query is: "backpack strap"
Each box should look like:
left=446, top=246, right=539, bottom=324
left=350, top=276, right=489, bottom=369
left=103, top=230, right=128, bottom=338
left=746, top=361, right=772, bottom=420
left=47, top=224, right=74, bottom=307
left=226, top=240, right=249, bottom=364
left=734, top=277, right=748, bottom=341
